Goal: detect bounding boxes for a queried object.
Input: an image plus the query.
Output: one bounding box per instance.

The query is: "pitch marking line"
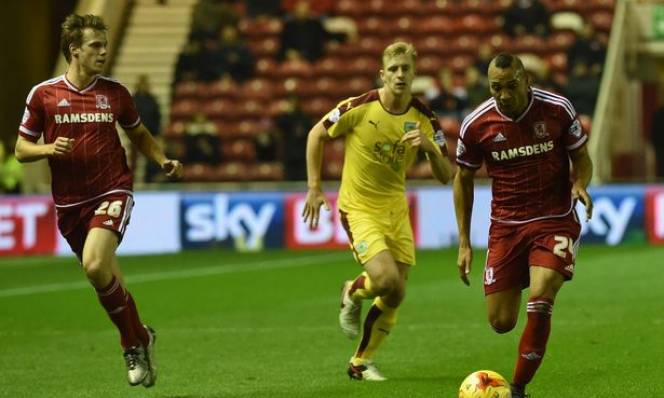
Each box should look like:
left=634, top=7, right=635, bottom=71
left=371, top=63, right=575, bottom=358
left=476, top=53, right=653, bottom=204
left=0, top=253, right=348, bottom=298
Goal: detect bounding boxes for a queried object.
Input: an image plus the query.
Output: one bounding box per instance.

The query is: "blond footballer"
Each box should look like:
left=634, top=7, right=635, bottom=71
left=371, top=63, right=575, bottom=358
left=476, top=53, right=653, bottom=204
left=302, top=42, right=453, bottom=380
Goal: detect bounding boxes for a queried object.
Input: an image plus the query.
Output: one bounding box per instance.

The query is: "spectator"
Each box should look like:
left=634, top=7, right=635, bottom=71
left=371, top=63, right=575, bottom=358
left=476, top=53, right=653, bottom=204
left=0, top=141, right=23, bottom=194
left=281, top=0, right=335, bottom=16
left=278, top=1, right=328, bottom=62
left=426, top=67, right=467, bottom=119
left=501, top=0, right=551, bottom=38
left=184, top=112, right=221, bottom=165
left=134, top=75, right=161, bottom=138
left=214, top=25, right=256, bottom=82
left=254, top=126, right=279, bottom=163
left=245, top=0, right=283, bottom=18
left=566, top=23, right=606, bottom=77
left=563, top=62, right=600, bottom=116
left=174, top=40, right=204, bottom=83
left=275, top=95, right=312, bottom=180
left=651, top=95, right=664, bottom=179
left=191, top=0, right=239, bottom=42
left=133, top=75, right=163, bottom=182
left=464, top=66, right=488, bottom=112
left=474, top=43, right=494, bottom=74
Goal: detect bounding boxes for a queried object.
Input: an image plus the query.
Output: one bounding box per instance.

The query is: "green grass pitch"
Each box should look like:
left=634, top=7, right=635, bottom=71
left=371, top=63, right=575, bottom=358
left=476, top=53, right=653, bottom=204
left=1, top=245, right=662, bottom=397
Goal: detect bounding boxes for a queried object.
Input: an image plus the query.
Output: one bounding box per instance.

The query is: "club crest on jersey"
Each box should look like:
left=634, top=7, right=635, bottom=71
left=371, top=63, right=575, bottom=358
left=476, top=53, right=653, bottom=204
left=404, top=121, right=417, bottom=133
left=533, top=122, right=548, bottom=139
left=95, top=94, right=110, bottom=110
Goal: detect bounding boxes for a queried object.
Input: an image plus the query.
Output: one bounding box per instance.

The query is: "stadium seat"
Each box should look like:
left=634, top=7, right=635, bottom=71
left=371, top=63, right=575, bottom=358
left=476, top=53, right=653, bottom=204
left=449, top=55, right=474, bottom=73
left=204, top=78, right=239, bottom=99
left=418, top=15, right=457, bottom=35
left=222, top=139, right=256, bottom=162
left=248, top=37, right=279, bottom=57
left=547, top=52, right=568, bottom=73
left=256, top=57, right=279, bottom=77
left=324, top=138, right=345, bottom=162
left=170, top=99, right=200, bottom=121
left=336, top=0, right=365, bottom=18
left=216, top=162, right=251, bottom=182
left=238, top=17, right=282, bottom=38
left=239, top=78, right=276, bottom=101
left=276, top=59, right=314, bottom=79
left=174, top=81, right=200, bottom=99
left=183, top=163, right=216, bottom=182
left=203, top=99, right=238, bottom=120
left=323, top=159, right=343, bottom=179
left=589, top=10, right=614, bottom=32
left=250, top=162, right=284, bottom=181
left=301, top=97, right=335, bottom=117
left=417, top=55, right=445, bottom=77
left=164, top=121, right=186, bottom=138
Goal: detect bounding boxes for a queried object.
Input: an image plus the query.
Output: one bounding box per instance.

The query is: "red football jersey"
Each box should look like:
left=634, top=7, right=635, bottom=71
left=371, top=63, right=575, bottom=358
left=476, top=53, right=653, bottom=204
left=456, top=88, right=588, bottom=223
left=18, top=75, right=140, bottom=207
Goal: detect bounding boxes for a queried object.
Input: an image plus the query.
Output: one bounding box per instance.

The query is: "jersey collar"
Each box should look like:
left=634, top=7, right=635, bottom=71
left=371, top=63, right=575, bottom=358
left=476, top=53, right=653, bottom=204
left=493, top=89, right=534, bottom=123
left=63, top=74, right=99, bottom=94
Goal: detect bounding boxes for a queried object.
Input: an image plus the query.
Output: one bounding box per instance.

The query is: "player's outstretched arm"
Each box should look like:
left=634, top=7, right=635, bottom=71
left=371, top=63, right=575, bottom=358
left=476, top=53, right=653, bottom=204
left=125, top=123, right=183, bottom=179
left=569, top=145, right=594, bottom=221
left=453, top=166, right=476, bottom=286
left=302, top=121, right=331, bottom=229
left=15, top=135, right=74, bottom=163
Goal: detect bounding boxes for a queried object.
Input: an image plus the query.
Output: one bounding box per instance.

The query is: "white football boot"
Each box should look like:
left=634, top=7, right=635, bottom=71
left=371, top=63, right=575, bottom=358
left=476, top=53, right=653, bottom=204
left=339, top=280, right=362, bottom=339
left=347, top=360, right=387, bottom=381
left=123, top=346, right=149, bottom=386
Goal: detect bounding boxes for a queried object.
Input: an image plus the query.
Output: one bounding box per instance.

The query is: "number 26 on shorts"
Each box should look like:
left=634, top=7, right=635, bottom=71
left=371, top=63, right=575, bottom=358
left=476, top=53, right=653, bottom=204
left=553, top=235, right=575, bottom=259
left=94, top=200, right=123, bottom=218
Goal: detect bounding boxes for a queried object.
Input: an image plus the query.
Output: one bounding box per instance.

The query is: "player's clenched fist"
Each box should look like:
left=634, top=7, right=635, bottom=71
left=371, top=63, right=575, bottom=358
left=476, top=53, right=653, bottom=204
left=161, top=159, right=183, bottom=179
left=50, top=137, right=75, bottom=157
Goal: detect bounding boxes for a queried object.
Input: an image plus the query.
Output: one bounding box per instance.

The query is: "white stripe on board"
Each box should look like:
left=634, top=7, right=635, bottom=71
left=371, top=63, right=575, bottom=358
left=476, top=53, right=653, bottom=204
left=0, top=253, right=349, bottom=298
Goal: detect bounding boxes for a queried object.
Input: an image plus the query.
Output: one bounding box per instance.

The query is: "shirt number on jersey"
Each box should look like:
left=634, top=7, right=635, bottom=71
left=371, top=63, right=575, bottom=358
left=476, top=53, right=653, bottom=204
left=553, top=235, right=574, bottom=259
left=94, top=200, right=124, bottom=218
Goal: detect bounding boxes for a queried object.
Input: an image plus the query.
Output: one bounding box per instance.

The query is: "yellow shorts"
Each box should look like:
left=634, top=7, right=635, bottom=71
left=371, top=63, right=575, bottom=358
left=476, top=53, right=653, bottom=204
left=339, top=207, right=416, bottom=266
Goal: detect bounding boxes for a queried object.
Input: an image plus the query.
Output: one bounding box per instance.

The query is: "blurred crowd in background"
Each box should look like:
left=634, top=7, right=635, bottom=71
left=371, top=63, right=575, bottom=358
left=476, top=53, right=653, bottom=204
left=4, top=0, right=643, bottom=192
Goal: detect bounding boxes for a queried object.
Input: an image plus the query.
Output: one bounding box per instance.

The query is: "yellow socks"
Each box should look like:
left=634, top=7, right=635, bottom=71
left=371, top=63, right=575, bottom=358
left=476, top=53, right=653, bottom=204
left=351, top=297, right=398, bottom=365
left=349, top=272, right=376, bottom=302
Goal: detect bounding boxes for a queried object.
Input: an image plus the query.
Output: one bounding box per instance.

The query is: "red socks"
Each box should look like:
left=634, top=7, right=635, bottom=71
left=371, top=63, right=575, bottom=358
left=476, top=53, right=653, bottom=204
left=95, top=276, right=147, bottom=349
left=512, top=297, right=553, bottom=387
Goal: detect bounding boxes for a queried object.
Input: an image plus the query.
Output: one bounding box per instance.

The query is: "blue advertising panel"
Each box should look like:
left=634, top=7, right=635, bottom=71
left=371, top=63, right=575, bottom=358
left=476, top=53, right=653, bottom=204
left=180, top=192, right=284, bottom=250
left=578, top=186, right=645, bottom=245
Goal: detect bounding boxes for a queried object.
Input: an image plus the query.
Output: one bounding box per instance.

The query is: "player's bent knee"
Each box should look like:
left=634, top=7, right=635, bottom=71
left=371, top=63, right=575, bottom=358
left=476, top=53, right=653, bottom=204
left=489, top=317, right=517, bottom=334
left=82, top=257, right=111, bottom=285
left=371, top=273, right=400, bottom=297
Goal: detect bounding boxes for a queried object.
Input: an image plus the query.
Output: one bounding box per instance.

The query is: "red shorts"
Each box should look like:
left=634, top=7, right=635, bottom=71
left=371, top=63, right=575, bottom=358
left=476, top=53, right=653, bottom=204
left=483, top=211, right=581, bottom=295
left=56, top=193, right=134, bottom=259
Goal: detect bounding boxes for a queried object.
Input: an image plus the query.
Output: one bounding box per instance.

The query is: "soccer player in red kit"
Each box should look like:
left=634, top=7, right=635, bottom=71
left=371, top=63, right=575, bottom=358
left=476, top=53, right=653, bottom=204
left=14, top=14, right=183, bottom=387
left=453, top=54, right=593, bottom=397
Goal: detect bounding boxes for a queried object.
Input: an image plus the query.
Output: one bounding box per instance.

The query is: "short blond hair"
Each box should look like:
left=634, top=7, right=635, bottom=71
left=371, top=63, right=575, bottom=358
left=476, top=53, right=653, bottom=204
left=382, top=41, right=417, bottom=67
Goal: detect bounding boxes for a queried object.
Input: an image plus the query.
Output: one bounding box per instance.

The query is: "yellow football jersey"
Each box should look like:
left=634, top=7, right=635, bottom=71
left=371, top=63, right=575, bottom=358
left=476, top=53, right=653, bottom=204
left=321, top=89, right=446, bottom=212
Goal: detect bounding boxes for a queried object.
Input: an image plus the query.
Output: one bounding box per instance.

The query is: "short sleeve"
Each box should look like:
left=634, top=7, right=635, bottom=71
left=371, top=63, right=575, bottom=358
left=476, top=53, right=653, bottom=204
left=320, top=99, right=361, bottom=138
left=423, top=115, right=447, bottom=158
left=117, top=84, right=141, bottom=129
left=19, top=89, right=45, bottom=142
left=564, top=117, right=588, bottom=151
left=456, top=132, right=483, bottom=169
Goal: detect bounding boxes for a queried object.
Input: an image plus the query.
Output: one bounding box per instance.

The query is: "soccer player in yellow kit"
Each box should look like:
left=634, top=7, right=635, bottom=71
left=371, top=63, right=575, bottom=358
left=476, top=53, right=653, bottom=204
left=302, top=42, right=453, bottom=380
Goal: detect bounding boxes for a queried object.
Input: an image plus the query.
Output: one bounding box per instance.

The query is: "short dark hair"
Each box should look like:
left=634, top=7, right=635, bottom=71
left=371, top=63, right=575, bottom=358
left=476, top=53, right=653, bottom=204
left=491, top=53, right=525, bottom=71
left=60, top=14, right=107, bottom=63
